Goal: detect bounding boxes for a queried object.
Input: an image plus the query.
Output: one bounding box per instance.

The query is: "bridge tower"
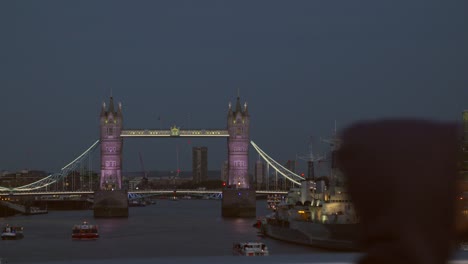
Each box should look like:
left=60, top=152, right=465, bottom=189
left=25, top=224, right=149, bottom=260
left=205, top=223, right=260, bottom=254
left=222, top=96, right=256, bottom=217
left=99, top=96, right=123, bottom=190
left=227, top=96, right=250, bottom=188
left=94, top=96, right=128, bottom=218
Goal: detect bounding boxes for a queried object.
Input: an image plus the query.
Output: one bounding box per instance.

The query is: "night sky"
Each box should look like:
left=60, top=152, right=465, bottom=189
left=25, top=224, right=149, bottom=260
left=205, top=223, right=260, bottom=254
left=1, top=1, right=467, bottom=175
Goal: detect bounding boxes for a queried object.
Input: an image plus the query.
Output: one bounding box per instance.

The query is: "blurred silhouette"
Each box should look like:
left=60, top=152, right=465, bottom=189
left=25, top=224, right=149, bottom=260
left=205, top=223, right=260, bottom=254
left=337, top=120, right=460, bottom=264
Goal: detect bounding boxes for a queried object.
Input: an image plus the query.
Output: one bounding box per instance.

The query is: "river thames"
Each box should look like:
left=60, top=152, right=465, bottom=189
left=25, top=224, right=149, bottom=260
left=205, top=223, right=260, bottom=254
left=0, top=199, right=329, bottom=263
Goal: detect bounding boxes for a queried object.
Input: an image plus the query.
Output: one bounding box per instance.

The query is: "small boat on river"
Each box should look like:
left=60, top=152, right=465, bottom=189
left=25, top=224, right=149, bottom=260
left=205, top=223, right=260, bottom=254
left=72, top=221, right=99, bottom=240
left=232, top=242, right=269, bottom=256
left=1, top=224, right=24, bottom=240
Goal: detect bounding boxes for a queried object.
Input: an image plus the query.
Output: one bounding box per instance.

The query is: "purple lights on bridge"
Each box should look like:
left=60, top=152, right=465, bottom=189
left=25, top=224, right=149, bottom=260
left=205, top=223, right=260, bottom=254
left=227, top=97, right=250, bottom=188
left=100, top=97, right=123, bottom=190
left=99, top=96, right=251, bottom=191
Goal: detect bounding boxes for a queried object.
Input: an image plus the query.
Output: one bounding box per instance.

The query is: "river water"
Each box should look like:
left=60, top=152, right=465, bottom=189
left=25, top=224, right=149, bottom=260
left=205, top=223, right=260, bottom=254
left=0, top=199, right=326, bottom=263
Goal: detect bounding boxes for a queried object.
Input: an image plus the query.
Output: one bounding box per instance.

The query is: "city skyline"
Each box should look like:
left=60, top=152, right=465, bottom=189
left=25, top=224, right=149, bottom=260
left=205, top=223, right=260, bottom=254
left=1, top=1, right=467, bottom=174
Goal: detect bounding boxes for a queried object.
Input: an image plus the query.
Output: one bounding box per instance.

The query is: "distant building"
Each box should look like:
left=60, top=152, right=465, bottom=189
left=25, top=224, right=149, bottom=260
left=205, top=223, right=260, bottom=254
left=255, top=160, right=265, bottom=189
left=462, top=110, right=468, bottom=181
left=192, top=147, right=208, bottom=184
left=307, top=161, right=315, bottom=180
left=221, top=160, right=229, bottom=182
left=0, top=170, right=61, bottom=189
left=458, top=110, right=468, bottom=224
left=128, top=177, right=143, bottom=191
left=285, top=160, right=296, bottom=173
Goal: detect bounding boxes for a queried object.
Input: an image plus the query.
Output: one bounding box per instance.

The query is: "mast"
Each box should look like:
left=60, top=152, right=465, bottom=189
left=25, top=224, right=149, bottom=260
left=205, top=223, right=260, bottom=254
left=321, top=121, right=342, bottom=195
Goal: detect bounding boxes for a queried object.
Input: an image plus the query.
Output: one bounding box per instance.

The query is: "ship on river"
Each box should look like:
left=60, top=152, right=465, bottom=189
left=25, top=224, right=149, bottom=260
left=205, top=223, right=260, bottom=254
left=260, top=180, right=359, bottom=251
left=260, top=131, right=360, bottom=251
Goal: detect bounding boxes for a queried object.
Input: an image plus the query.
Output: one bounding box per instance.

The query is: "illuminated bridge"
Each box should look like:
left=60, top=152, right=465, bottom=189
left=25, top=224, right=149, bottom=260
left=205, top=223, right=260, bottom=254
left=0, top=96, right=306, bottom=198
left=0, top=140, right=300, bottom=197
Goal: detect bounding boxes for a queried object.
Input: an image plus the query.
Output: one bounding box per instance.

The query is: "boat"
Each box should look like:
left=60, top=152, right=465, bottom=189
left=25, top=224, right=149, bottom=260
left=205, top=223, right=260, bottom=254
left=232, top=242, right=269, bottom=256
left=252, top=217, right=263, bottom=228
left=72, top=221, right=99, bottom=240
left=260, top=133, right=360, bottom=251
left=1, top=224, right=24, bottom=240
left=260, top=182, right=359, bottom=251
left=129, top=200, right=146, bottom=207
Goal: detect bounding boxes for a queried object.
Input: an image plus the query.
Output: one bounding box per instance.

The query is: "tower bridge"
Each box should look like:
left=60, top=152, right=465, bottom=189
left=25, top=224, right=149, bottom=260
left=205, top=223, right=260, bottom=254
left=0, top=95, right=305, bottom=217
left=96, top=95, right=252, bottom=217
left=98, top=96, right=250, bottom=192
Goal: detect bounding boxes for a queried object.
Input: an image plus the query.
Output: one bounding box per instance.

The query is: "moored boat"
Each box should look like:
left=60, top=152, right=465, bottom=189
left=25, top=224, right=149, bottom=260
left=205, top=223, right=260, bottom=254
left=1, top=224, right=24, bottom=240
left=232, top=242, right=269, bottom=256
left=260, top=182, right=359, bottom=251
left=260, top=131, right=360, bottom=251
left=72, top=221, right=99, bottom=240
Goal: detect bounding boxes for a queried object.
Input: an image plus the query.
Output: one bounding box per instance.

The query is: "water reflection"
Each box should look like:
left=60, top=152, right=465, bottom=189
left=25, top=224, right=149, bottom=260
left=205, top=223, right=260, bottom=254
left=97, top=218, right=129, bottom=234
left=224, top=218, right=252, bottom=235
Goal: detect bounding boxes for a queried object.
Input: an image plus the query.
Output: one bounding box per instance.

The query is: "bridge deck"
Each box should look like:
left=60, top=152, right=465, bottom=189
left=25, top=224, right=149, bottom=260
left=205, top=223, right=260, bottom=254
left=0, top=190, right=288, bottom=196
left=121, top=129, right=229, bottom=137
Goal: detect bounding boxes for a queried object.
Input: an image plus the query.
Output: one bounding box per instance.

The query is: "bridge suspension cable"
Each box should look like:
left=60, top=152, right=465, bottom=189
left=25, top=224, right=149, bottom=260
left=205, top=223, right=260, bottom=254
left=3, top=140, right=100, bottom=192
left=250, top=141, right=303, bottom=186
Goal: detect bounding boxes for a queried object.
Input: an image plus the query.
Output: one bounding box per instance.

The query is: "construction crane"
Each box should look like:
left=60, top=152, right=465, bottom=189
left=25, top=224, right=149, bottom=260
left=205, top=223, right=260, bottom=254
left=168, top=143, right=181, bottom=186
left=320, top=120, right=341, bottom=155
left=296, top=136, right=325, bottom=181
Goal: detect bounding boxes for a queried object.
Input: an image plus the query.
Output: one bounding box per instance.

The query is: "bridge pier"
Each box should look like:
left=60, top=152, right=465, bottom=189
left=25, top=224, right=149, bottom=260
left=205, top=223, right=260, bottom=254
left=221, top=189, right=256, bottom=218
left=93, top=190, right=129, bottom=218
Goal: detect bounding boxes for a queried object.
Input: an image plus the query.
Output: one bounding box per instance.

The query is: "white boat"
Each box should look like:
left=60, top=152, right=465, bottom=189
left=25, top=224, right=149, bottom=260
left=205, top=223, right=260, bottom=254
left=1, top=225, right=24, bottom=240
left=232, top=242, right=269, bottom=256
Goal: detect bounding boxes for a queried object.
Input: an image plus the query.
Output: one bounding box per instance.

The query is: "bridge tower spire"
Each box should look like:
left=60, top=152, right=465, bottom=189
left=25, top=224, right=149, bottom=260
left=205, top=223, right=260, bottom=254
left=227, top=95, right=250, bottom=188
left=100, top=96, right=123, bottom=190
